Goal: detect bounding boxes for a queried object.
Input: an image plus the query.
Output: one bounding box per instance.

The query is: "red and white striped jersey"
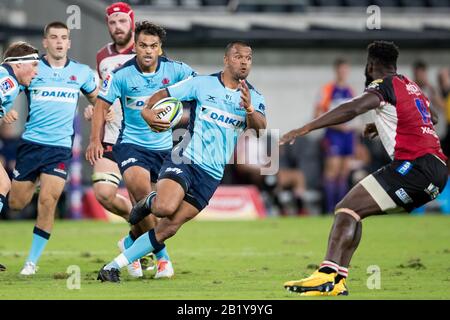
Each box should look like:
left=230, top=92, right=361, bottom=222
left=96, top=43, right=135, bottom=144
left=365, top=74, right=447, bottom=162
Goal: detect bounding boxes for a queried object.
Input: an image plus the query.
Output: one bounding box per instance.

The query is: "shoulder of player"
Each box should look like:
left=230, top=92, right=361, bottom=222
left=0, top=66, right=19, bottom=93
left=159, top=56, right=192, bottom=69
left=109, top=57, right=136, bottom=76
left=96, top=43, right=114, bottom=60
left=246, top=80, right=263, bottom=97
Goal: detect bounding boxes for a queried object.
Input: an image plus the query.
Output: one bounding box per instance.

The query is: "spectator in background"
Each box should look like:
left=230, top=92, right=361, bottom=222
left=314, top=58, right=355, bottom=213
left=437, top=67, right=450, bottom=164
left=412, top=60, right=446, bottom=138
left=232, top=132, right=306, bottom=216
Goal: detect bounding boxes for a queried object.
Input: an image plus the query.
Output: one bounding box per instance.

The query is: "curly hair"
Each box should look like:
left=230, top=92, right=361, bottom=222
left=367, top=40, right=399, bottom=68
left=134, top=21, right=166, bottom=43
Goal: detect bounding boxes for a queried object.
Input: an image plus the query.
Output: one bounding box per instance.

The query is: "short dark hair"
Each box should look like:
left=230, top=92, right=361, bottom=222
left=3, top=41, right=38, bottom=60
left=367, top=40, right=399, bottom=69
left=413, top=59, right=427, bottom=71
left=134, top=21, right=166, bottom=43
left=44, top=21, right=69, bottom=37
left=225, top=41, right=251, bottom=55
left=334, top=57, right=348, bottom=68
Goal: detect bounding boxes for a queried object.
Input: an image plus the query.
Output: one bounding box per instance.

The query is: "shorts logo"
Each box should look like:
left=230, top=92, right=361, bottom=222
left=121, top=157, right=137, bottom=167
left=13, top=169, right=20, bottom=178
left=396, top=161, right=412, bottom=176
left=165, top=167, right=183, bottom=175
left=424, top=183, right=439, bottom=200
left=395, top=188, right=413, bottom=204
left=54, top=163, right=67, bottom=175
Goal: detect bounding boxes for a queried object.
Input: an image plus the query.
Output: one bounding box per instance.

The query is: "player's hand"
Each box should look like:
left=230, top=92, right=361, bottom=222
left=84, top=105, right=94, bottom=121
left=239, top=80, right=254, bottom=113
left=105, top=107, right=115, bottom=123
left=3, top=110, right=19, bottom=124
left=280, top=126, right=310, bottom=145
left=141, top=107, right=171, bottom=132
left=363, top=123, right=378, bottom=139
left=85, top=139, right=104, bottom=166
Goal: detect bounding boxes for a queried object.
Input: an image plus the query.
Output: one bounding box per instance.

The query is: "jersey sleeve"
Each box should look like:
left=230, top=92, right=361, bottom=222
left=98, top=72, right=121, bottom=105
left=252, top=91, right=266, bottom=117
left=0, top=76, right=19, bottom=117
left=365, top=77, right=396, bottom=105
left=166, top=76, right=198, bottom=101
left=80, top=67, right=97, bottom=95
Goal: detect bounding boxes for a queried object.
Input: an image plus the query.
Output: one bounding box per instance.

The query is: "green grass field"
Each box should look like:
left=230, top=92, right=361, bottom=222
left=0, top=215, right=449, bottom=300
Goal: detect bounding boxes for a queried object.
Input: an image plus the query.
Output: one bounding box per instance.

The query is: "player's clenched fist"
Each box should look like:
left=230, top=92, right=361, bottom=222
left=3, top=110, right=19, bottom=124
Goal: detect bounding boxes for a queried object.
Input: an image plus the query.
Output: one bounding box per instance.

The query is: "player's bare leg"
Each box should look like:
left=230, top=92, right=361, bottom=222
left=0, top=164, right=11, bottom=211
left=121, top=166, right=174, bottom=278
left=8, top=180, right=36, bottom=212
left=99, top=183, right=196, bottom=283
left=93, top=157, right=132, bottom=219
left=18, top=174, right=65, bottom=275
left=284, top=181, right=384, bottom=295
left=0, top=164, right=12, bottom=271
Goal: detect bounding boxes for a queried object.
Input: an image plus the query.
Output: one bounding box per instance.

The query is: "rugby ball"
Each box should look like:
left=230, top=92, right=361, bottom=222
left=150, top=97, right=183, bottom=132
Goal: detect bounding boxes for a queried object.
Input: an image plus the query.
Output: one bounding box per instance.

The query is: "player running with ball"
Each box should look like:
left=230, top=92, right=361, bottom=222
left=86, top=21, right=197, bottom=280
left=97, top=41, right=267, bottom=282
left=281, top=41, right=447, bottom=296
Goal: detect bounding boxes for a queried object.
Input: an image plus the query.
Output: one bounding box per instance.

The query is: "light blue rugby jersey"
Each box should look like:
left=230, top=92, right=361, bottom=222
left=98, top=56, right=196, bottom=150
left=167, top=72, right=266, bottom=180
left=23, top=57, right=96, bottom=148
left=0, top=64, right=22, bottom=118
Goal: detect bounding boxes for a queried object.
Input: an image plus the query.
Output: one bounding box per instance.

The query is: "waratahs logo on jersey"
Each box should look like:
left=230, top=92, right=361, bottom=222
left=125, top=96, right=150, bottom=110
left=199, top=106, right=245, bottom=130
left=30, top=87, right=79, bottom=103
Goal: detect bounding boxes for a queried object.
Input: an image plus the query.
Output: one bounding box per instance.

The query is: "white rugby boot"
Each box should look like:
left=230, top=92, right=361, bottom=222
left=117, top=237, right=143, bottom=278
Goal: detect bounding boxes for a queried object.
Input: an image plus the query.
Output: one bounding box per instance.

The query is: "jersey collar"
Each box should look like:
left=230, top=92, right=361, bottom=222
left=110, top=42, right=134, bottom=55
left=41, top=55, right=71, bottom=68
left=133, top=56, right=161, bottom=74
left=214, top=71, right=246, bottom=91
left=1, top=63, right=19, bottom=83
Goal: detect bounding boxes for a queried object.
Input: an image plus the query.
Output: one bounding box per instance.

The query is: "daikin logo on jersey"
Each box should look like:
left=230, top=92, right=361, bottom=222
left=199, top=106, right=246, bottom=129
left=30, top=87, right=79, bottom=103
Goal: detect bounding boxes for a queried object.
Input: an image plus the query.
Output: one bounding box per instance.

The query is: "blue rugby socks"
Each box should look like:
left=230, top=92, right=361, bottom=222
left=26, top=226, right=51, bottom=265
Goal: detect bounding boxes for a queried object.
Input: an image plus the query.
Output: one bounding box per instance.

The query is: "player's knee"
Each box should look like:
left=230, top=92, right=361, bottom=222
left=152, top=197, right=177, bottom=218
left=39, top=194, right=59, bottom=210
left=94, top=187, right=115, bottom=207
left=8, top=196, right=26, bottom=211
left=0, top=179, right=11, bottom=195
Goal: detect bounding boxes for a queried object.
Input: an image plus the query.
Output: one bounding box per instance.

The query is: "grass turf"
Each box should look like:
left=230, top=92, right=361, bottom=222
left=0, top=215, right=449, bottom=300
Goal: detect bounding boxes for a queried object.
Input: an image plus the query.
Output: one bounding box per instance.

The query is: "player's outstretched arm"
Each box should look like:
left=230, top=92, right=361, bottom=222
left=280, top=92, right=380, bottom=145
left=141, top=89, right=171, bottom=132
left=85, top=99, right=110, bottom=165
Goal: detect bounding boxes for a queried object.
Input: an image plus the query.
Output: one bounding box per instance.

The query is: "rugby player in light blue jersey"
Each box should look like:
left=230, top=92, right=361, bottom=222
left=0, top=41, right=39, bottom=272
left=7, top=22, right=98, bottom=276
left=97, top=41, right=267, bottom=282
left=86, top=21, right=197, bottom=280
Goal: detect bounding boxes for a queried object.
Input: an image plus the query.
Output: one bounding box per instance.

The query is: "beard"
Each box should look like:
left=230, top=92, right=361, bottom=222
left=364, top=64, right=374, bottom=87
left=111, top=29, right=132, bottom=46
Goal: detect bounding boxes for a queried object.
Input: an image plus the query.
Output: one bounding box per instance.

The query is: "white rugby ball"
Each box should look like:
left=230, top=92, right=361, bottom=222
left=150, top=97, right=183, bottom=132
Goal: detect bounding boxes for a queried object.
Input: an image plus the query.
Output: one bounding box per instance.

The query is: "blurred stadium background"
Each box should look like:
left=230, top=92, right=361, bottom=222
left=1, top=0, right=450, bottom=221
